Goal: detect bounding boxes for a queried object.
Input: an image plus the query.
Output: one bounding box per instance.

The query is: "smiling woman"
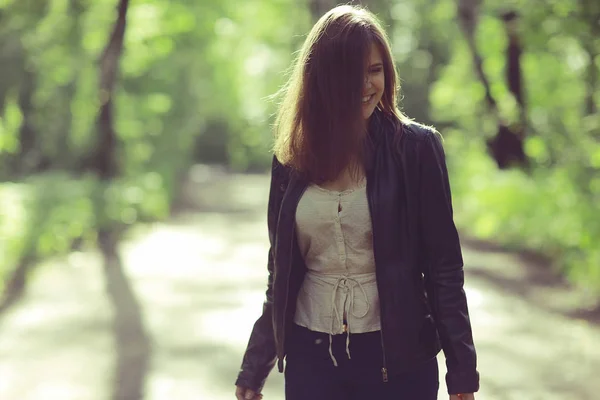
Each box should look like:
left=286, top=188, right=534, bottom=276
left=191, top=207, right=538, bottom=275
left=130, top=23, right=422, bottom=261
left=235, top=4, right=479, bottom=400
left=270, top=4, right=409, bottom=186
left=362, top=45, right=385, bottom=120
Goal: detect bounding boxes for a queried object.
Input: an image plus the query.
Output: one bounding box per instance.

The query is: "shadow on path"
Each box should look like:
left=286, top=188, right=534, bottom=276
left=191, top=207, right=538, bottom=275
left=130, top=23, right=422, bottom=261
left=461, top=237, right=600, bottom=325
left=99, top=230, right=151, bottom=400
left=1, top=169, right=599, bottom=400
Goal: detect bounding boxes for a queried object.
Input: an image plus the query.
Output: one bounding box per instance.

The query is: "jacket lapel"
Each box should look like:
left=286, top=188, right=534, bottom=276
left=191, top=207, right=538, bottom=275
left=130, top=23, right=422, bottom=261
left=273, top=170, right=308, bottom=275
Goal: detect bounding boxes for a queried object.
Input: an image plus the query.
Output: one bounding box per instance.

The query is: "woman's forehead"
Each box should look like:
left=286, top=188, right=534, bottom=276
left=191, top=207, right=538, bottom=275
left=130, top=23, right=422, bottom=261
left=366, top=43, right=383, bottom=65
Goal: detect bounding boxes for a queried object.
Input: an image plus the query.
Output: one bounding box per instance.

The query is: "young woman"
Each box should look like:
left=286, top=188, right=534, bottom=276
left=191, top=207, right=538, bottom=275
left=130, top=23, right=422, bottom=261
left=235, top=5, right=479, bottom=400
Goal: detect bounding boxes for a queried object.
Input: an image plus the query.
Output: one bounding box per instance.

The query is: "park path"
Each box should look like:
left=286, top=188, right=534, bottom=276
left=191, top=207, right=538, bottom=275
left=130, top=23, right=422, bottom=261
left=1, top=167, right=599, bottom=400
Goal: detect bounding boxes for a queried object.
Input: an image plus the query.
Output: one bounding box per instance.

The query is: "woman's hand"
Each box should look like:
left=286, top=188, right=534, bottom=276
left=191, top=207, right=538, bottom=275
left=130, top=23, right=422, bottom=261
left=450, top=394, right=475, bottom=400
left=235, top=386, right=263, bottom=400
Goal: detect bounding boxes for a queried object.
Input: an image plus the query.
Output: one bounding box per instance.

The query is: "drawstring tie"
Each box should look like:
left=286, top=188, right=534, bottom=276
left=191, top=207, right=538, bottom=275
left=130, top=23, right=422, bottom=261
left=328, top=275, right=370, bottom=367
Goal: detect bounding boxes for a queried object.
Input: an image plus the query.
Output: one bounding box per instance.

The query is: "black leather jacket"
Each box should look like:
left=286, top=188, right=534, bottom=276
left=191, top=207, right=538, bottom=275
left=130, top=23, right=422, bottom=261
left=235, top=116, right=479, bottom=395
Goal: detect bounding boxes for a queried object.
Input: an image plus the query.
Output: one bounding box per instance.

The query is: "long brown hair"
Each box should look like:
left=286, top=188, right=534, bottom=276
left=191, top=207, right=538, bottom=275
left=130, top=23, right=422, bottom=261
left=272, top=4, right=407, bottom=183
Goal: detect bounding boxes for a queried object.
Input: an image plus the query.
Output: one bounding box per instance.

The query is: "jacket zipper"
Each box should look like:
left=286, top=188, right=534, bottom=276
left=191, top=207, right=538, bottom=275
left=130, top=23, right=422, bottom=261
left=378, top=269, right=388, bottom=382
left=380, top=326, right=388, bottom=382
left=365, top=178, right=389, bottom=383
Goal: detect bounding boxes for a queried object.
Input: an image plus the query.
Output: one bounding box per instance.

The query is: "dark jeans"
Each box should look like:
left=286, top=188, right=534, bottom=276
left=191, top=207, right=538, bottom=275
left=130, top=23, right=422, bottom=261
left=285, top=324, right=439, bottom=400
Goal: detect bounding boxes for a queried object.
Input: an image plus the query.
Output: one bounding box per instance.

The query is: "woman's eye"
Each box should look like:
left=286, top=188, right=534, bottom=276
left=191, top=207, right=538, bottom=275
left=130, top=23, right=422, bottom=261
left=369, top=68, right=383, bottom=74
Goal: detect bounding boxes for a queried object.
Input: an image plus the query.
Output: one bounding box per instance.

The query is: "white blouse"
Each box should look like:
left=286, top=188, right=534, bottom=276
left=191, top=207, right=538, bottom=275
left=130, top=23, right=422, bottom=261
left=293, top=179, right=381, bottom=366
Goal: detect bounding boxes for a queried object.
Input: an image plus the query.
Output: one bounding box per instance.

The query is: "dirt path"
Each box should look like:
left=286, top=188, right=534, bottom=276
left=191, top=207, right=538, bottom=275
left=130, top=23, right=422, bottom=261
left=1, top=169, right=599, bottom=400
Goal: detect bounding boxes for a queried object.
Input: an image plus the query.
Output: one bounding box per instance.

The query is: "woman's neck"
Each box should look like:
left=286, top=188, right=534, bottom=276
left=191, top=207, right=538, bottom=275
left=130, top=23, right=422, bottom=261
left=317, top=165, right=366, bottom=192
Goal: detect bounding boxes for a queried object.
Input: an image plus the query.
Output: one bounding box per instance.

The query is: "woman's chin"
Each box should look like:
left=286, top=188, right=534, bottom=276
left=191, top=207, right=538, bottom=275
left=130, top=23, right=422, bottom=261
left=362, top=105, right=375, bottom=119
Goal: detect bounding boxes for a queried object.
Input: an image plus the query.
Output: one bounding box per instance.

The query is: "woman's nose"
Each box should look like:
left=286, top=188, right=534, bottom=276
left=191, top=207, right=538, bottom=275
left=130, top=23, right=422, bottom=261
left=364, top=77, right=372, bottom=90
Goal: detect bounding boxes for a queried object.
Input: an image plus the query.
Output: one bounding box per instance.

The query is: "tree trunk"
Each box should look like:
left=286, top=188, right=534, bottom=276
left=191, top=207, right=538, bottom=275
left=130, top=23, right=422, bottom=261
left=93, top=0, right=129, bottom=179
left=456, top=0, right=528, bottom=170
left=93, top=1, right=151, bottom=399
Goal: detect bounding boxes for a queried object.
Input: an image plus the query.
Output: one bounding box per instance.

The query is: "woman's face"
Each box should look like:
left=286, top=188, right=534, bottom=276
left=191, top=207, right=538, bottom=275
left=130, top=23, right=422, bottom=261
left=362, top=43, right=385, bottom=119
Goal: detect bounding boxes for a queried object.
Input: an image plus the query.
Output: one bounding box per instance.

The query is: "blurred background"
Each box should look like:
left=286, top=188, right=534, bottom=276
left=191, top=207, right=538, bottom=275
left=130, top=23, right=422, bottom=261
left=0, top=0, right=599, bottom=399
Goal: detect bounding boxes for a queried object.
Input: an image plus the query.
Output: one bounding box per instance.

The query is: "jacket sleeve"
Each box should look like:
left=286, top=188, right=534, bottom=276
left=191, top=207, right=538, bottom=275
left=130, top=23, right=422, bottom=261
left=418, top=130, right=480, bottom=394
left=234, top=155, right=285, bottom=393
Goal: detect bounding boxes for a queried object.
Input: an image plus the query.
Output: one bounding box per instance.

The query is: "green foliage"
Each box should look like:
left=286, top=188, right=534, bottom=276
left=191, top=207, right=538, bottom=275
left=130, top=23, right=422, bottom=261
left=0, top=172, right=170, bottom=293
left=431, top=0, right=600, bottom=292
left=0, top=0, right=308, bottom=292
left=444, top=133, right=600, bottom=291
left=0, top=0, right=598, bottom=294
left=0, top=93, right=22, bottom=153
